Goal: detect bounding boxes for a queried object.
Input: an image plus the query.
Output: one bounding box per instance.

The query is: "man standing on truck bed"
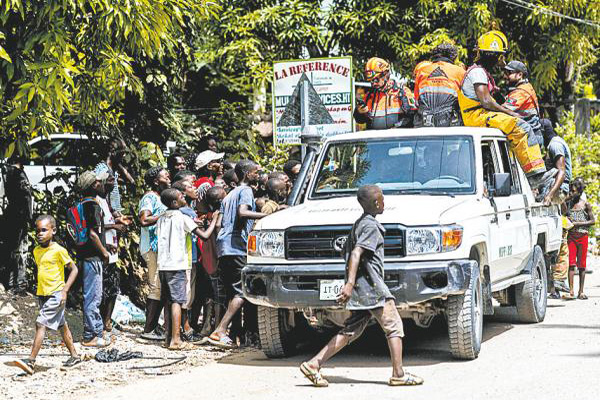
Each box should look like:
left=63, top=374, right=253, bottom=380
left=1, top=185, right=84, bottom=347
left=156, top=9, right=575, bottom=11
left=300, top=185, right=423, bottom=387
left=354, top=57, right=416, bottom=129
left=458, top=30, right=554, bottom=194
left=413, top=43, right=465, bottom=127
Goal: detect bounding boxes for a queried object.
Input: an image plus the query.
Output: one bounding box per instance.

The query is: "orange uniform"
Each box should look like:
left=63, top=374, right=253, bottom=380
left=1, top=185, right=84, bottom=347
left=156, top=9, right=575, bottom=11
left=413, top=59, right=465, bottom=127
left=354, top=79, right=416, bottom=130
left=503, top=80, right=543, bottom=146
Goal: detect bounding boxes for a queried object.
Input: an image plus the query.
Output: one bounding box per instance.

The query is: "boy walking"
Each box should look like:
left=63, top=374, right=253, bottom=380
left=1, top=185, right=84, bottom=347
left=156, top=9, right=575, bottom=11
left=300, top=185, right=423, bottom=387
left=7, top=215, right=80, bottom=374
left=157, top=188, right=219, bottom=350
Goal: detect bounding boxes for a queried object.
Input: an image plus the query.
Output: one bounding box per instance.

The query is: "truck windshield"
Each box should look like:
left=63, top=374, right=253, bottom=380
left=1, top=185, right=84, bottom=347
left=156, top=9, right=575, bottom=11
left=311, top=136, right=475, bottom=198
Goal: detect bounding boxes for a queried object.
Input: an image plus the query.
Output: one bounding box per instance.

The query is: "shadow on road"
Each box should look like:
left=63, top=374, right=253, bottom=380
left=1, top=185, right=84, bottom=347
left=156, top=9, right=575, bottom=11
left=219, top=313, right=514, bottom=368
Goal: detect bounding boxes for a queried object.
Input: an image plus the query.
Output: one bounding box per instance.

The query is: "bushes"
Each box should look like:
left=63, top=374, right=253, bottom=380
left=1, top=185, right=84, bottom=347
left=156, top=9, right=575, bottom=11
left=557, top=112, right=600, bottom=214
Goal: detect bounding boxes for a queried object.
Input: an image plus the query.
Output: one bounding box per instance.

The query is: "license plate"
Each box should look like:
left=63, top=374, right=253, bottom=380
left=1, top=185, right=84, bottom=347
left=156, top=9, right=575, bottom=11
left=319, top=279, right=345, bottom=301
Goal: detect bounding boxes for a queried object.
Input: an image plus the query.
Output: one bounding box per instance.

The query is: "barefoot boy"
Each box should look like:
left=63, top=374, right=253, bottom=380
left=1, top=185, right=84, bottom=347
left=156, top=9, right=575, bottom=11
left=157, top=188, right=219, bottom=350
left=300, top=185, right=423, bottom=387
left=7, top=215, right=80, bottom=374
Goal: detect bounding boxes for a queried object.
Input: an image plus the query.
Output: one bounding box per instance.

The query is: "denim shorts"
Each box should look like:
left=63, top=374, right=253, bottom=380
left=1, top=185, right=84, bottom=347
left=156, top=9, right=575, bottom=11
left=159, top=270, right=187, bottom=304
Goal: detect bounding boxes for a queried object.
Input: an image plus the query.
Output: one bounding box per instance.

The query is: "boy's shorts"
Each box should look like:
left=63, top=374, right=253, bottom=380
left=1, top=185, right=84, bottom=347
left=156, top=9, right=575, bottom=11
left=36, top=291, right=66, bottom=331
left=218, top=256, right=246, bottom=299
left=159, top=270, right=187, bottom=304
left=339, top=299, right=404, bottom=343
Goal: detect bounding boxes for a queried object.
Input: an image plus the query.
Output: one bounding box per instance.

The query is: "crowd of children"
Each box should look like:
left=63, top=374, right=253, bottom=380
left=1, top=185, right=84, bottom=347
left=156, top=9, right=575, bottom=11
left=7, top=136, right=301, bottom=374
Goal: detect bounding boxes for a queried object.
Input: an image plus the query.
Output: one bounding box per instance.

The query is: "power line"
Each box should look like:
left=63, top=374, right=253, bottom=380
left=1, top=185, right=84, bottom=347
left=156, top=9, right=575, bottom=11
left=499, top=0, right=600, bottom=29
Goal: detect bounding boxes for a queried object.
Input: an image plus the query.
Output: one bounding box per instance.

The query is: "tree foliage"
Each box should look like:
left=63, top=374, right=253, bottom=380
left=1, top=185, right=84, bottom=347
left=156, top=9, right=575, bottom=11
left=203, top=0, right=599, bottom=111
left=0, top=0, right=218, bottom=156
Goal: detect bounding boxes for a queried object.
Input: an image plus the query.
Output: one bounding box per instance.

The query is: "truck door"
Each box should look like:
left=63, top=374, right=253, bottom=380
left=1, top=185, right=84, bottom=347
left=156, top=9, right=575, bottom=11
left=496, top=140, right=532, bottom=276
left=482, top=139, right=514, bottom=282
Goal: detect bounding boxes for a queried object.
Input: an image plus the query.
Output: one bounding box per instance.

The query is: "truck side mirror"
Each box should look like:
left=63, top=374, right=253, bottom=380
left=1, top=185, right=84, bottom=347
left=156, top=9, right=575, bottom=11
left=492, top=173, right=511, bottom=197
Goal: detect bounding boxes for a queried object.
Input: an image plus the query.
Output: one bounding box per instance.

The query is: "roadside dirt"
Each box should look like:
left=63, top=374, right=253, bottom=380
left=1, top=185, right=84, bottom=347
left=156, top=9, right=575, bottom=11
left=0, top=285, right=236, bottom=399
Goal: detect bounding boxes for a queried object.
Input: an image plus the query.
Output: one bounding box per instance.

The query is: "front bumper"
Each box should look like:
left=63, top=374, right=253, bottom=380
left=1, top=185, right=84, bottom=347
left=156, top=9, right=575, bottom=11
left=242, top=259, right=475, bottom=309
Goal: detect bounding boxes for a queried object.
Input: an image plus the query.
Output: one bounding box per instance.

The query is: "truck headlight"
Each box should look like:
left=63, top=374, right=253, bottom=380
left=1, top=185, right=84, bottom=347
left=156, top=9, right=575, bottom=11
left=406, top=225, right=462, bottom=255
left=248, top=230, right=285, bottom=258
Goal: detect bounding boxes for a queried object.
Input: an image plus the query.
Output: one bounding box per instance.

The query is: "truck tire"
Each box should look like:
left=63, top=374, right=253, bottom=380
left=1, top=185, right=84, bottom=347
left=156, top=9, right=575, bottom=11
left=258, top=306, right=296, bottom=358
left=515, top=246, right=547, bottom=323
left=447, top=264, right=483, bottom=360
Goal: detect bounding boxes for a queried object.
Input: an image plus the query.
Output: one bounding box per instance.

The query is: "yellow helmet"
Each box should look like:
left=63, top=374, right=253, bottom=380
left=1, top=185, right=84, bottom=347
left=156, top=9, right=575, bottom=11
left=365, top=57, right=390, bottom=81
left=476, top=30, right=508, bottom=53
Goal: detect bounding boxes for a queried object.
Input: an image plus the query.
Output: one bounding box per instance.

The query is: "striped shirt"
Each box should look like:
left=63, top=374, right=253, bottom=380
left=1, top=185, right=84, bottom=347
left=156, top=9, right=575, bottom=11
left=95, top=162, right=122, bottom=212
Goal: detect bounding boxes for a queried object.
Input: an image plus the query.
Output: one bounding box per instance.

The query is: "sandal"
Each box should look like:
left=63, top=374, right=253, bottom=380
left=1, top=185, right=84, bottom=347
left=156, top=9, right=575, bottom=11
left=300, top=362, right=329, bottom=387
left=5, top=358, right=35, bottom=375
left=207, top=333, right=237, bottom=349
left=168, top=342, right=195, bottom=351
left=389, top=372, right=424, bottom=386
left=63, top=356, right=82, bottom=368
left=561, top=294, right=576, bottom=301
left=577, top=293, right=588, bottom=300
left=81, top=337, right=111, bottom=348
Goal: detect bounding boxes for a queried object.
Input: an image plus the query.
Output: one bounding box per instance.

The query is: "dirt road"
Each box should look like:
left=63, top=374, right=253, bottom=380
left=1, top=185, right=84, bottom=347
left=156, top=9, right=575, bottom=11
left=88, top=257, right=600, bottom=400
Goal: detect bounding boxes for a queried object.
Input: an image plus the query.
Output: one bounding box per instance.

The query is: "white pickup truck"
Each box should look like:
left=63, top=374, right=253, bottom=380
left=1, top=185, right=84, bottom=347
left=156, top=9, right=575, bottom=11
left=243, top=127, right=562, bottom=360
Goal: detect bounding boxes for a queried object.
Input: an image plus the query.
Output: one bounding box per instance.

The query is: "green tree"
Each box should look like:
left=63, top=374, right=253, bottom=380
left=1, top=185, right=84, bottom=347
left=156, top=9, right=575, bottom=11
left=199, top=0, right=599, bottom=112
left=0, top=0, right=218, bottom=156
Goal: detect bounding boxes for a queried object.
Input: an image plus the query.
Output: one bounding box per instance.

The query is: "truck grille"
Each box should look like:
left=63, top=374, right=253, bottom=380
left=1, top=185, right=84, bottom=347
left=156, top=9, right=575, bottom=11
left=285, top=224, right=404, bottom=260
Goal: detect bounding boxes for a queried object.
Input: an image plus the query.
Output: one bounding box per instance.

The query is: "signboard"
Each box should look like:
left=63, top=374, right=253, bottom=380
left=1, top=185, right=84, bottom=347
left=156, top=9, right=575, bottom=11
left=272, top=57, right=353, bottom=145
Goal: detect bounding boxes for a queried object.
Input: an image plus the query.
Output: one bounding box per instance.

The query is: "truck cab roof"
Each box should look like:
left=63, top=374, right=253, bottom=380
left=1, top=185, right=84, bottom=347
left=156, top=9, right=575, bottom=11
left=326, top=127, right=505, bottom=143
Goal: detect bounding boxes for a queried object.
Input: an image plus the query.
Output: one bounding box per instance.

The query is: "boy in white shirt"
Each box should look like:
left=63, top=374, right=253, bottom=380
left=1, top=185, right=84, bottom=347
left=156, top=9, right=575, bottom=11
left=157, top=188, right=219, bottom=350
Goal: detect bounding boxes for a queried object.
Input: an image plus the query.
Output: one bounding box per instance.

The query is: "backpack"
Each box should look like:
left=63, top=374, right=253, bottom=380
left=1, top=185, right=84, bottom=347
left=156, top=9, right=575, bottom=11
left=66, top=197, right=98, bottom=249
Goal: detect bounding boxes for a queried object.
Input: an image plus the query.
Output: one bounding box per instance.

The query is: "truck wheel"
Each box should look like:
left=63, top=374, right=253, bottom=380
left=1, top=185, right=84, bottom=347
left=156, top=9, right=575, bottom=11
left=447, top=264, right=483, bottom=360
left=258, top=306, right=296, bottom=358
left=515, top=246, right=547, bottom=323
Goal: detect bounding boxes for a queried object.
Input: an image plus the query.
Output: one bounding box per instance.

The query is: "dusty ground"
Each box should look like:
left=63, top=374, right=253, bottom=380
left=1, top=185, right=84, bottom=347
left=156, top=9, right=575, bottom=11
left=0, top=286, right=235, bottom=399
left=2, top=256, right=600, bottom=399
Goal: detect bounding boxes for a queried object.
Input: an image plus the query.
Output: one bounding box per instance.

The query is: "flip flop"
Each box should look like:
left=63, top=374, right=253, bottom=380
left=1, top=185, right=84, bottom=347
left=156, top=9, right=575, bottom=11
left=561, top=294, right=576, bottom=301
left=300, top=362, right=329, bottom=387
left=389, top=372, right=424, bottom=386
left=168, top=342, right=195, bottom=351
left=577, top=294, right=588, bottom=300
left=207, top=333, right=237, bottom=349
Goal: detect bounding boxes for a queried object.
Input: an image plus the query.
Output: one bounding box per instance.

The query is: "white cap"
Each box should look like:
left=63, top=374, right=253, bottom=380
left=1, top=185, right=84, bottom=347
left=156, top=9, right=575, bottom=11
left=195, top=150, right=225, bottom=170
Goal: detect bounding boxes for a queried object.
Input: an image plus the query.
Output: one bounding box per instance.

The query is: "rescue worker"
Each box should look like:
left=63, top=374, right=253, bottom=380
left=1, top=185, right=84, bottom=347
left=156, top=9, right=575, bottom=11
left=502, top=61, right=543, bottom=147
left=413, top=43, right=466, bottom=127
left=354, top=57, right=416, bottom=130
left=458, top=30, right=555, bottom=193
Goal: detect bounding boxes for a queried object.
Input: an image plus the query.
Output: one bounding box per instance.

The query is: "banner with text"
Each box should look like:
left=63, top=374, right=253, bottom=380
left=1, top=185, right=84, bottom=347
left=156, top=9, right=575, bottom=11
left=272, top=57, right=353, bottom=145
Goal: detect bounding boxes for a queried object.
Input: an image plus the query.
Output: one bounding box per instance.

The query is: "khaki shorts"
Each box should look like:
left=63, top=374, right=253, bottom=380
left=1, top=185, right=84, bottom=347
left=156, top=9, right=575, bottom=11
left=340, top=299, right=404, bottom=343
left=142, top=251, right=161, bottom=301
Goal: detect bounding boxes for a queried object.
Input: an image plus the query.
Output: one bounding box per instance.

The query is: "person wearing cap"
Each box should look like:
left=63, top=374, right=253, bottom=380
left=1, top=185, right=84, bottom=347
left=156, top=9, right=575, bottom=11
left=459, top=31, right=554, bottom=194
left=194, top=150, right=225, bottom=202
left=354, top=57, right=416, bottom=130
left=94, top=138, right=134, bottom=215
left=75, top=170, right=112, bottom=347
left=413, top=43, right=466, bottom=127
left=502, top=60, right=543, bottom=147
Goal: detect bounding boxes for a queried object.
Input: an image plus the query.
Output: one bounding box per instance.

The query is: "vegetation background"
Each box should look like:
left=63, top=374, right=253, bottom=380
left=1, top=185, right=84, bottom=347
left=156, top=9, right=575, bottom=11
left=0, top=0, right=598, bottom=300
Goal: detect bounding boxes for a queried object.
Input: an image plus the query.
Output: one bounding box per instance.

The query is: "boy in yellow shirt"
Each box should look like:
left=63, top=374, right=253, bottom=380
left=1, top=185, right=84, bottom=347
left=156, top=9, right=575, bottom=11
left=6, top=215, right=80, bottom=374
